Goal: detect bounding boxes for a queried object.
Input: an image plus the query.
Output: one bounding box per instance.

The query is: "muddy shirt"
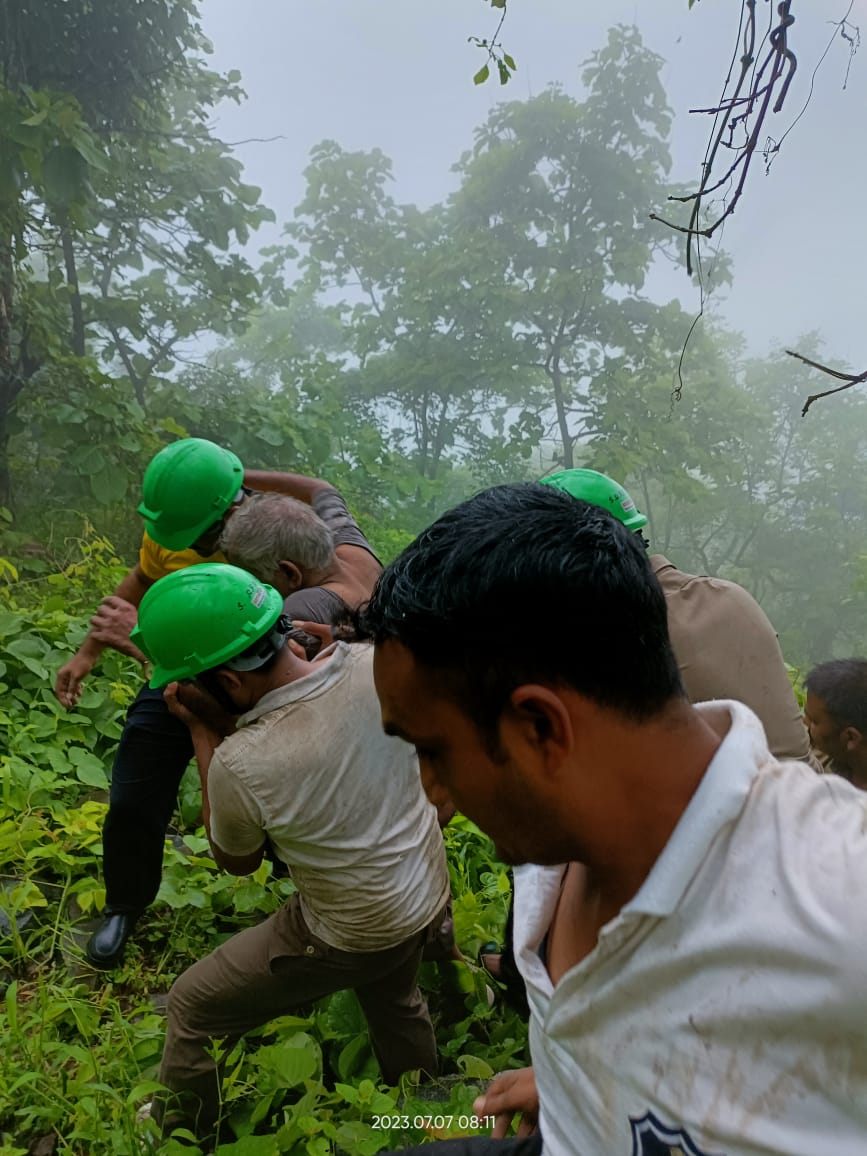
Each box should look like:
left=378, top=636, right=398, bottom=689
left=207, top=642, right=449, bottom=952
left=514, top=701, right=867, bottom=1156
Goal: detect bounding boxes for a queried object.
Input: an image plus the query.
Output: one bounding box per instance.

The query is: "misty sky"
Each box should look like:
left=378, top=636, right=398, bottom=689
left=201, top=0, right=867, bottom=370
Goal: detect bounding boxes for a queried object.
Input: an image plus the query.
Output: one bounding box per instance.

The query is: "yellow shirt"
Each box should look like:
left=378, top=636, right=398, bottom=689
left=138, top=530, right=226, bottom=582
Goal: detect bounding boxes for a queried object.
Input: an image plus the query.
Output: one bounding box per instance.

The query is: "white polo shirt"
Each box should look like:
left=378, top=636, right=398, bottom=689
left=514, top=701, right=867, bottom=1156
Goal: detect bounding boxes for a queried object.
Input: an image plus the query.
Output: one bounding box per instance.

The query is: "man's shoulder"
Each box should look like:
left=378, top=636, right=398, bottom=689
left=236, top=644, right=371, bottom=730
left=652, top=555, right=770, bottom=621
left=746, top=763, right=867, bottom=909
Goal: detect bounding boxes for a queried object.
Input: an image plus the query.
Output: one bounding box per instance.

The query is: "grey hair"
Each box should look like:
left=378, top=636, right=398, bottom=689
left=219, top=492, right=335, bottom=579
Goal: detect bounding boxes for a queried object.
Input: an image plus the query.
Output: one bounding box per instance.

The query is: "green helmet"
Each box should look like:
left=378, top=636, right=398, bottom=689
left=137, top=438, right=244, bottom=552
left=542, top=468, right=648, bottom=531
left=130, top=563, right=285, bottom=688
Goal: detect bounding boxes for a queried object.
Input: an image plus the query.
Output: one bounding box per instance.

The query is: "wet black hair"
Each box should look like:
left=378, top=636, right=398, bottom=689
left=805, top=659, right=867, bottom=733
left=360, top=482, right=683, bottom=733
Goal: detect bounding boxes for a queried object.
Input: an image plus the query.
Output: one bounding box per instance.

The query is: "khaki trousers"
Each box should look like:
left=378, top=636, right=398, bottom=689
left=156, top=894, right=442, bottom=1139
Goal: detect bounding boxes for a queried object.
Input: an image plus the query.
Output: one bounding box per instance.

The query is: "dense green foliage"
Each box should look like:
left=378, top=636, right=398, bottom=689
left=1, top=2, right=866, bottom=1151
left=0, top=549, right=525, bottom=1154
left=3, top=12, right=863, bottom=662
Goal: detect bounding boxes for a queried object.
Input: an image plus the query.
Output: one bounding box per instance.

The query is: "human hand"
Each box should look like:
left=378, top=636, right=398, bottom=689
left=164, top=681, right=236, bottom=738
left=436, top=800, right=457, bottom=828
left=473, top=1067, right=538, bottom=1139
left=288, top=619, right=334, bottom=658
left=54, top=652, right=96, bottom=709
left=89, top=596, right=141, bottom=656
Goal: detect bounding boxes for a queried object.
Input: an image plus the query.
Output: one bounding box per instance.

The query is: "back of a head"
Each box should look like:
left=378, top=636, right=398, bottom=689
left=220, top=492, right=336, bottom=580
left=130, top=563, right=284, bottom=688
left=138, top=438, right=244, bottom=551
left=805, top=659, right=867, bottom=732
left=362, top=482, right=681, bottom=729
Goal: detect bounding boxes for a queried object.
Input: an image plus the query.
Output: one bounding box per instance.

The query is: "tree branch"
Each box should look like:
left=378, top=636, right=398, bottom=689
left=785, top=348, right=867, bottom=415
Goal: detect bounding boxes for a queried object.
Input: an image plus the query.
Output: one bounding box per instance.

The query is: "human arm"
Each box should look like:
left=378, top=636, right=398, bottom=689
left=473, top=1067, right=539, bottom=1139
left=89, top=596, right=147, bottom=661
left=243, top=469, right=334, bottom=506
left=54, top=564, right=154, bottom=708
left=163, top=682, right=265, bottom=875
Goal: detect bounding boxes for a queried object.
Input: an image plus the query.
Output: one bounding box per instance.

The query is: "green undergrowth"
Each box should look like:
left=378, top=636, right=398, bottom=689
left=0, top=537, right=528, bottom=1154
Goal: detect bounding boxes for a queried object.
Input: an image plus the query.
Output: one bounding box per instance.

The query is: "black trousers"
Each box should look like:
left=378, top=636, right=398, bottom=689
left=102, top=685, right=193, bottom=914
left=396, top=1137, right=542, bottom=1156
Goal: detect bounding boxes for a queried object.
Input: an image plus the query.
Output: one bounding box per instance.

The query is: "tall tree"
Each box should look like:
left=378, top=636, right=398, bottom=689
left=0, top=0, right=272, bottom=511
left=285, top=142, right=530, bottom=484
left=450, top=25, right=685, bottom=469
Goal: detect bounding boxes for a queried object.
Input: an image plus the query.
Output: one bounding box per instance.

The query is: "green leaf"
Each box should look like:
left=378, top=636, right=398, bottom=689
left=69, top=445, right=107, bottom=475
left=212, top=1137, right=278, bottom=1156
left=269, top=1042, right=318, bottom=1087
left=255, top=426, right=285, bottom=447
left=0, top=612, right=26, bottom=638
left=67, top=747, right=109, bottom=789
left=71, top=131, right=109, bottom=173
left=5, top=636, right=46, bottom=659
left=336, top=1033, right=372, bottom=1081
left=457, top=1053, right=494, bottom=1079
left=503, top=54, right=517, bottom=71
left=90, top=466, right=128, bottom=505
left=41, top=144, right=89, bottom=207
left=473, top=64, right=490, bottom=86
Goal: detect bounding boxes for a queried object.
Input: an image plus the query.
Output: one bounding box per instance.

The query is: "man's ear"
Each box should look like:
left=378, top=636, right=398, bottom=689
left=214, top=667, right=244, bottom=697
left=277, top=559, right=303, bottom=593
left=842, top=726, right=864, bottom=752
left=505, top=685, right=575, bottom=774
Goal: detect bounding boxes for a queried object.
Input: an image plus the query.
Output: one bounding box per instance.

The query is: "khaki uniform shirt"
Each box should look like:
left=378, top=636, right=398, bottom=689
left=651, top=555, right=813, bottom=764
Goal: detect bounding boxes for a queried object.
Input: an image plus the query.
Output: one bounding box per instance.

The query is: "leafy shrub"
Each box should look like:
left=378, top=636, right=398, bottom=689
left=0, top=534, right=528, bottom=1153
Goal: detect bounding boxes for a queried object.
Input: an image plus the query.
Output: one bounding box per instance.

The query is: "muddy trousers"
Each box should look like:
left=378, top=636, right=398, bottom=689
left=102, top=685, right=193, bottom=914
left=155, top=894, right=441, bottom=1141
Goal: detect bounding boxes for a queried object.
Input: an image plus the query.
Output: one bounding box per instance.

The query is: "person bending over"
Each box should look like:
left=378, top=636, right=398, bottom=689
left=132, top=563, right=449, bottom=1144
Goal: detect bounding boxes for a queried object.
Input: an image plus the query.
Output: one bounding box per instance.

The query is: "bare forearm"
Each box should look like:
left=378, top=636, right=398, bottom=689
left=78, top=566, right=153, bottom=660
left=189, top=725, right=222, bottom=840
left=244, top=469, right=334, bottom=505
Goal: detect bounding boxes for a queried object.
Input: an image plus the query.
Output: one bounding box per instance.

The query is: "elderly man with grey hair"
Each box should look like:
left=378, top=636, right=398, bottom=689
left=219, top=481, right=381, bottom=641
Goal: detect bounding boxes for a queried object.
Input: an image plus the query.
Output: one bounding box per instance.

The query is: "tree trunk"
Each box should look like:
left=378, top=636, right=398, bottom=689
left=60, top=219, right=86, bottom=357
left=0, top=230, right=16, bottom=508
left=550, top=357, right=574, bottom=469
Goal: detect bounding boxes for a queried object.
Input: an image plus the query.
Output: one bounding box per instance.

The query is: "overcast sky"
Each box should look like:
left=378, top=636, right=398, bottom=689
left=201, top=0, right=867, bottom=369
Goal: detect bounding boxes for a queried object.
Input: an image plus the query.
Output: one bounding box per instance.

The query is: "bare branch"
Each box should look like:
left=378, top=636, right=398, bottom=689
left=786, top=348, right=867, bottom=415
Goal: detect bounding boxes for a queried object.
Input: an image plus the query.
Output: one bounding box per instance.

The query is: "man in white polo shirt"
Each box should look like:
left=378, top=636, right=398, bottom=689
left=366, top=482, right=867, bottom=1156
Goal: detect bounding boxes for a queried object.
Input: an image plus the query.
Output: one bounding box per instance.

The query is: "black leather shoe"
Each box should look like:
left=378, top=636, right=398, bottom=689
left=85, top=911, right=136, bottom=968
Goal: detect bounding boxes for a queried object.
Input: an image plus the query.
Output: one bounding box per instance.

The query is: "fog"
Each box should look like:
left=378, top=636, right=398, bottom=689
left=4, top=1, right=866, bottom=664
left=203, top=0, right=867, bottom=367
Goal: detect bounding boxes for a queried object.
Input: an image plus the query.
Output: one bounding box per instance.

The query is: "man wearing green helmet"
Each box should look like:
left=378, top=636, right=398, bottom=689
left=481, top=467, right=815, bottom=1007
left=542, top=467, right=812, bottom=764
left=131, top=563, right=449, bottom=1143
left=53, top=438, right=382, bottom=969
